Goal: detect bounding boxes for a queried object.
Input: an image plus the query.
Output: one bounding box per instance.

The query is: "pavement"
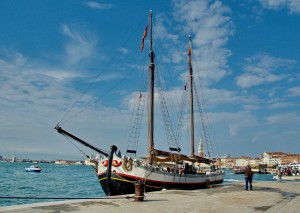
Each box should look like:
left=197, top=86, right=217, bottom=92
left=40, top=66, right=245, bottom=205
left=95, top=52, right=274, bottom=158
left=1, top=181, right=299, bottom=213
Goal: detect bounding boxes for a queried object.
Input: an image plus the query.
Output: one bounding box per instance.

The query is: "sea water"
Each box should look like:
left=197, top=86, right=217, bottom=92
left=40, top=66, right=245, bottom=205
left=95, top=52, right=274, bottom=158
left=0, top=162, right=275, bottom=207
left=224, top=169, right=275, bottom=182
left=0, top=162, right=105, bottom=207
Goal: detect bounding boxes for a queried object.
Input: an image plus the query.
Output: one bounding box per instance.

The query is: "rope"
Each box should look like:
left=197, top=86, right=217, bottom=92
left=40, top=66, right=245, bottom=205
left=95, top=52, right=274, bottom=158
left=63, top=135, right=90, bottom=159
left=62, top=135, right=100, bottom=174
left=58, top=15, right=148, bottom=126
left=0, top=196, right=133, bottom=200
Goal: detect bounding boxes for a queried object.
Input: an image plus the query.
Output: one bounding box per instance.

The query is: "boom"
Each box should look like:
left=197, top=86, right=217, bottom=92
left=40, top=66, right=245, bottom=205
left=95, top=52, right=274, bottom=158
left=55, top=125, right=109, bottom=157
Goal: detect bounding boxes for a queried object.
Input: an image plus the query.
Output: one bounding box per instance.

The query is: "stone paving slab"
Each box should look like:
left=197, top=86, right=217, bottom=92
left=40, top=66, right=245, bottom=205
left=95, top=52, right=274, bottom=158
left=1, top=181, right=299, bottom=213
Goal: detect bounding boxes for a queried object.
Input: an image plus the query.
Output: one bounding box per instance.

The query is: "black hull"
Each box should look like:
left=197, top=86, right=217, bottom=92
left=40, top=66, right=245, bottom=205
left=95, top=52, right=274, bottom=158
left=98, top=172, right=223, bottom=196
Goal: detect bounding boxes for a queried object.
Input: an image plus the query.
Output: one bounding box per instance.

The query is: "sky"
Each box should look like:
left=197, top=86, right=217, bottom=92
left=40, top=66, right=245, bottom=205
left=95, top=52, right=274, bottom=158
left=1, top=0, right=300, bottom=160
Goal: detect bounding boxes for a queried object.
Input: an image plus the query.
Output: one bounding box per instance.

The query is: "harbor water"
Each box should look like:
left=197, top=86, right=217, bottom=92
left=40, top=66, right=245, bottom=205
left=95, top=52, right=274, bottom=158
left=0, top=162, right=105, bottom=207
left=0, top=162, right=275, bottom=207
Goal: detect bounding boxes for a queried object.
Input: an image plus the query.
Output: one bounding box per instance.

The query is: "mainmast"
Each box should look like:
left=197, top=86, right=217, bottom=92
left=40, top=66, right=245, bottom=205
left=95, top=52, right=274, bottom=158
left=188, top=35, right=195, bottom=157
left=148, top=10, right=155, bottom=165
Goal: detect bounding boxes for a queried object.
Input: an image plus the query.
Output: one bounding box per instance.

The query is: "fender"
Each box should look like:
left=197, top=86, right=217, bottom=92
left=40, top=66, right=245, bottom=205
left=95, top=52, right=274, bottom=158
left=112, top=160, right=122, bottom=167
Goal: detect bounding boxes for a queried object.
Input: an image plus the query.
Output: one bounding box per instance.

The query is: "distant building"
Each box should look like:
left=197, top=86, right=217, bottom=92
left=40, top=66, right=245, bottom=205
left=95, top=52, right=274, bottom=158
left=84, top=155, right=101, bottom=166
left=261, top=151, right=285, bottom=166
left=218, top=151, right=300, bottom=169
left=235, top=156, right=260, bottom=167
left=235, top=157, right=250, bottom=167
left=249, top=158, right=260, bottom=166
left=281, top=153, right=300, bottom=164
left=219, top=156, right=236, bottom=168
left=11, top=156, right=17, bottom=163
left=261, top=151, right=300, bottom=166
left=55, top=160, right=68, bottom=165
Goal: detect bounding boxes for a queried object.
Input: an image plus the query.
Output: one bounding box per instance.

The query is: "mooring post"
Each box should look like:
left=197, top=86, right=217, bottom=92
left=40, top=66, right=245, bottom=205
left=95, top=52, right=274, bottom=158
left=134, top=181, right=145, bottom=201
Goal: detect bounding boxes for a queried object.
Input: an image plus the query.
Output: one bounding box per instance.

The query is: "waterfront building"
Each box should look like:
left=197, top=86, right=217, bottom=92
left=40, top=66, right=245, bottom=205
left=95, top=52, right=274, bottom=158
left=280, top=153, right=300, bottom=164
left=219, top=155, right=236, bottom=168
left=261, top=151, right=285, bottom=166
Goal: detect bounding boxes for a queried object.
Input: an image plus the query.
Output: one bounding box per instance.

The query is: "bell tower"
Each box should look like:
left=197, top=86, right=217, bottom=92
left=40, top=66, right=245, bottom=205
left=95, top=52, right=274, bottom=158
left=198, top=137, right=204, bottom=157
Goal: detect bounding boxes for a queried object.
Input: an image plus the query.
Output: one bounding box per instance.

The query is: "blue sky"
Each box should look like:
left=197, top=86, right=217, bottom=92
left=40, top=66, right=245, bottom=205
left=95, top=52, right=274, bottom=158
left=1, top=0, right=300, bottom=160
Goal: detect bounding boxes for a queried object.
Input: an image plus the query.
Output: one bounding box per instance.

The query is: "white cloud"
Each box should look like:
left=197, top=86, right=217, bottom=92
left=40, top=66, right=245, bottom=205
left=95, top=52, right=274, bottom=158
left=155, top=16, right=179, bottom=42
left=155, top=0, right=234, bottom=84
left=268, top=102, right=295, bottom=109
left=199, top=87, right=239, bottom=106
left=210, top=111, right=258, bottom=136
left=259, top=0, right=287, bottom=9
left=43, top=69, right=82, bottom=81
left=236, top=53, right=296, bottom=88
left=286, top=86, right=300, bottom=97
left=266, top=112, right=300, bottom=125
left=236, top=74, right=265, bottom=88
left=93, top=73, right=125, bottom=82
left=0, top=47, right=129, bottom=158
left=86, top=1, right=112, bottom=10
left=117, top=48, right=129, bottom=54
left=61, top=24, right=97, bottom=66
left=259, top=0, right=300, bottom=14
left=0, top=50, right=82, bottom=108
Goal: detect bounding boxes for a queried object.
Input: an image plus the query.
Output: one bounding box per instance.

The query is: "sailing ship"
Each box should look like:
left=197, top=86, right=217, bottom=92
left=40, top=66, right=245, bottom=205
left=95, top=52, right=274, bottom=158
left=55, top=11, right=224, bottom=196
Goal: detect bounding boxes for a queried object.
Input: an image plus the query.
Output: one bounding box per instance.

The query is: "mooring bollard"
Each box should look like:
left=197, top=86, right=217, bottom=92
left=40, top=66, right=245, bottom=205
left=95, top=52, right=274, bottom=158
left=206, top=179, right=211, bottom=188
left=134, top=182, right=145, bottom=201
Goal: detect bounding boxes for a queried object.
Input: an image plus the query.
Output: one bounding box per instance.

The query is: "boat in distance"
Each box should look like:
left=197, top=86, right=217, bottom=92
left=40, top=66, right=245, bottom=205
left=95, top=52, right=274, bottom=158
left=55, top=10, right=224, bottom=196
left=25, top=165, right=42, bottom=172
left=232, top=166, right=245, bottom=174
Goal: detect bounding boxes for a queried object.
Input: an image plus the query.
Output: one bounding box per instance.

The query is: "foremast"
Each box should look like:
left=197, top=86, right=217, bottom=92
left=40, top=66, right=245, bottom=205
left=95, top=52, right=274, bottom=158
left=148, top=10, right=155, bottom=165
left=188, top=35, right=195, bottom=157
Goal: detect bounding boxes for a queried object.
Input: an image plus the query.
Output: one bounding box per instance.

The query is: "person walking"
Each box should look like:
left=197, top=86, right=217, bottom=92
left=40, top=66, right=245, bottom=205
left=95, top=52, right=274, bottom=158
left=245, top=164, right=253, bottom=190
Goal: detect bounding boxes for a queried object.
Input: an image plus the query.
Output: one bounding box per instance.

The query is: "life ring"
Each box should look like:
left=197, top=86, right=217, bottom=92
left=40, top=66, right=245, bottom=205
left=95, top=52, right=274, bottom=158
left=122, top=157, right=133, bottom=172
left=112, top=160, right=122, bottom=167
left=102, top=160, right=108, bottom=167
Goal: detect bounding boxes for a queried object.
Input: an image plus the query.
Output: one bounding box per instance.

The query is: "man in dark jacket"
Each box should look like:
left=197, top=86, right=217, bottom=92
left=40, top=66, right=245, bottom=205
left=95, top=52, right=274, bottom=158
left=245, top=164, right=253, bottom=190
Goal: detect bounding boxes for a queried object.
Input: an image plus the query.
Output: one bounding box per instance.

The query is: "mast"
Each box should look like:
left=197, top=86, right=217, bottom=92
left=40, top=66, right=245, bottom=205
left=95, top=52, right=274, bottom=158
left=188, top=35, right=195, bottom=157
left=148, top=10, right=155, bottom=165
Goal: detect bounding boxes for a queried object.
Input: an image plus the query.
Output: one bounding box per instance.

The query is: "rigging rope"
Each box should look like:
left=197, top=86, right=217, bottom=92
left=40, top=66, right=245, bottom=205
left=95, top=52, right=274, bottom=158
left=126, top=72, right=148, bottom=155
left=154, top=59, right=178, bottom=149
left=193, top=83, right=214, bottom=159
left=175, top=74, right=189, bottom=147
left=58, top=15, right=149, bottom=126
left=62, top=135, right=90, bottom=158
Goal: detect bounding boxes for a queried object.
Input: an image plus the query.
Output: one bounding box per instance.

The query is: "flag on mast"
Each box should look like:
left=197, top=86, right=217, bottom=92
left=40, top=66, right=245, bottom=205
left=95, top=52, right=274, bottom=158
left=188, top=38, right=192, bottom=56
left=140, top=25, right=148, bottom=52
left=188, top=36, right=192, bottom=64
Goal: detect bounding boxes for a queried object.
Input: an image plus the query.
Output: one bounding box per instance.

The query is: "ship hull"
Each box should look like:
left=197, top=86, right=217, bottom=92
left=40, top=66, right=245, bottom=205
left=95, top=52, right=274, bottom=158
left=97, top=155, right=224, bottom=196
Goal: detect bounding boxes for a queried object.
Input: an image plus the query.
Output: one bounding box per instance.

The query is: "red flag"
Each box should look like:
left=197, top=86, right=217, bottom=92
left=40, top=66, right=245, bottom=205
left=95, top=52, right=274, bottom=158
left=140, top=25, right=148, bottom=52
left=188, top=38, right=192, bottom=65
left=188, top=40, right=192, bottom=56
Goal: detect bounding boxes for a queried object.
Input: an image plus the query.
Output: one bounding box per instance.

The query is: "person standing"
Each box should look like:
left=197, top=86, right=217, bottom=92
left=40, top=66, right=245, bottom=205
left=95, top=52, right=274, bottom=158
left=245, top=164, right=253, bottom=190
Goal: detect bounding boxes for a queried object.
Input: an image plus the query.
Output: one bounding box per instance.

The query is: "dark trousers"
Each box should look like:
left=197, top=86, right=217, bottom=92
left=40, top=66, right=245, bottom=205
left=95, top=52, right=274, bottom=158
left=245, top=176, right=252, bottom=190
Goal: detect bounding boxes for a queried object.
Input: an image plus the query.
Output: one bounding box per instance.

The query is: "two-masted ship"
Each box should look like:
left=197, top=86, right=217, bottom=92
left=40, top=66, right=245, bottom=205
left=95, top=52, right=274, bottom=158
left=55, top=10, right=224, bottom=196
